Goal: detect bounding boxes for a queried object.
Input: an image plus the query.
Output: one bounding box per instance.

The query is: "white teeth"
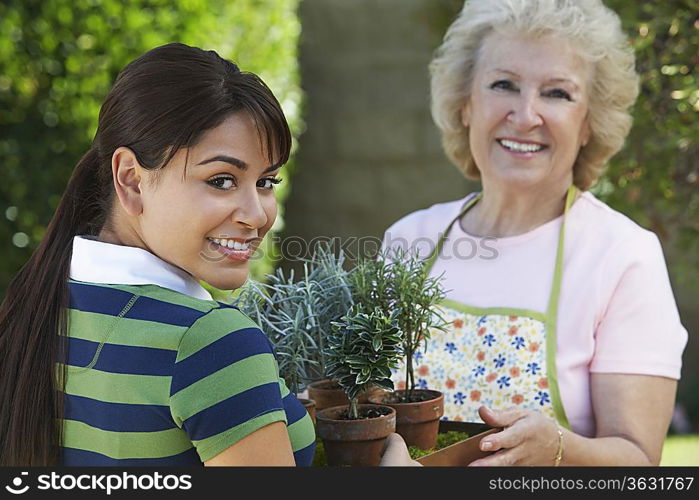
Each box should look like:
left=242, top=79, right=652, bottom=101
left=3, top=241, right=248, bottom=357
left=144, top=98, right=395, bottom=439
left=500, top=139, right=543, bottom=153
left=209, top=238, right=250, bottom=251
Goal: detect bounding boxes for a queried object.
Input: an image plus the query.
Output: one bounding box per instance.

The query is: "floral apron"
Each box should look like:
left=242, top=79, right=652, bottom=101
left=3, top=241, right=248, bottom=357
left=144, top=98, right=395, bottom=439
left=392, top=186, right=577, bottom=428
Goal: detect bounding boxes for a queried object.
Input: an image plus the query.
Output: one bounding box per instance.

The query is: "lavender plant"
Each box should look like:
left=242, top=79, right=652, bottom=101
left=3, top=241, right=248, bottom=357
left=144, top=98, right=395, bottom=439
left=235, top=244, right=353, bottom=394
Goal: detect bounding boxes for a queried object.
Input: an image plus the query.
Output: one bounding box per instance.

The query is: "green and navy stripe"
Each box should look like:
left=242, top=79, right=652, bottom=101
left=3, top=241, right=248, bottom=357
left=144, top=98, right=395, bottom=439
left=60, top=280, right=315, bottom=466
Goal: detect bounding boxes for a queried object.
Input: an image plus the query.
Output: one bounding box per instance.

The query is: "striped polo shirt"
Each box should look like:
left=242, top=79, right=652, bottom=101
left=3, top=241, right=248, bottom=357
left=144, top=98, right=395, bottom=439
left=61, top=236, right=315, bottom=465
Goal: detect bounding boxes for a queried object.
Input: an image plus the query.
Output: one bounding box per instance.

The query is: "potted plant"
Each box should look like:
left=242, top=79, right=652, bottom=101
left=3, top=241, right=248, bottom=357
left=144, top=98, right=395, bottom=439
left=235, top=271, right=320, bottom=421
left=236, top=244, right=368, bottom=413
left=358, top=248, right=449, bottom=450
left=315, top=306, right=404, bottom=466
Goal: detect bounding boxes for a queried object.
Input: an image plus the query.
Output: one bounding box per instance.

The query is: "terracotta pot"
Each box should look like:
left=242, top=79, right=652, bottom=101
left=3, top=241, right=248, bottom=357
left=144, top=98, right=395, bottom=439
left=357, top=387, right=383, bottom=405
left=368, top=389, right=444, bottom=450
left=315, top=404, right=396, bottom=466
left=307, top=379, right=348, bottom=411
left=307, top=379, right=382, bottom=411
left=299, top=398, right=316, bottom=425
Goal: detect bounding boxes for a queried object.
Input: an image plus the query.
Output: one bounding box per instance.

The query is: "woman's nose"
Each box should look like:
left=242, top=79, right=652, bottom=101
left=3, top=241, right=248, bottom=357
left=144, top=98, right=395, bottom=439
left=231, top=187, right=268, bottom=229
left=508, top=92, right=543, bottom=130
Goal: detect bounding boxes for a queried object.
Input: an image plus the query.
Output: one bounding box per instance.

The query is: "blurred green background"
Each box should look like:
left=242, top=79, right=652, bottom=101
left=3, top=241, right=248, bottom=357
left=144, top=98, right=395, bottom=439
left=0, top=0, right=697, bottom=462
left=0, top=0, right=302, bottom=290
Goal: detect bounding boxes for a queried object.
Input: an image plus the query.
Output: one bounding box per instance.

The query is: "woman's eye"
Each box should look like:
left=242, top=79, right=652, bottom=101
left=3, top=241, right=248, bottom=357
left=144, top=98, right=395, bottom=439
left=258, top=177, right=282, bottom=190
left=490, top=80, right=515, bottom=91
left=544, top=88, right=572, bottom=101
left=207, top=176, right=236, bottom=190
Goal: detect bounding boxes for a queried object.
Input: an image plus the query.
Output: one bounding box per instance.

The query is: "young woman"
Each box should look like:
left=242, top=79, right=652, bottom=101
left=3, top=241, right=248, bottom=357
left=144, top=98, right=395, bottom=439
left=0, top=43, right=317, bottom=466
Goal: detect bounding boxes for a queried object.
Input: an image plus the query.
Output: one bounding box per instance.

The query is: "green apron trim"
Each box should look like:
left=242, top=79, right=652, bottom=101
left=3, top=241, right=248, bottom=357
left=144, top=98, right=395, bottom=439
left=425, top=186, right=578, bottom=429
left=546, top=185, right=577, bottom=319
left=441, top=299, right=547, bottom=323
left=543, top=185, right=577, bottom=429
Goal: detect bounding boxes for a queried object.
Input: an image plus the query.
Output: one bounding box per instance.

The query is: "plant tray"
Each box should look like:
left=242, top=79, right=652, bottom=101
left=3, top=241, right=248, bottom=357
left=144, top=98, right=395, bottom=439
left=416, top=421, right=499, bottom=466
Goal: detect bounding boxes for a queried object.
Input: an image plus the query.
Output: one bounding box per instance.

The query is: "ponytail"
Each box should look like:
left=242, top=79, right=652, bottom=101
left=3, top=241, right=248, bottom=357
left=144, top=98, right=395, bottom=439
left=0, top=147, right=104, bottom=465
left=0, top=42, right=292, bottom=466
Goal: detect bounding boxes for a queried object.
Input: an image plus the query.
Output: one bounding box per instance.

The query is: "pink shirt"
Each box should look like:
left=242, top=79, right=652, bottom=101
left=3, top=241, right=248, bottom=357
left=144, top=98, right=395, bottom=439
left=383, top=191, right=688, bottom=437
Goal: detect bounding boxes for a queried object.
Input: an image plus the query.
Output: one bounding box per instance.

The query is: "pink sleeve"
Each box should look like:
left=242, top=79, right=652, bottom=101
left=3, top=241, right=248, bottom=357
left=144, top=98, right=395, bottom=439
left=590, top=230, right=688, bottom=379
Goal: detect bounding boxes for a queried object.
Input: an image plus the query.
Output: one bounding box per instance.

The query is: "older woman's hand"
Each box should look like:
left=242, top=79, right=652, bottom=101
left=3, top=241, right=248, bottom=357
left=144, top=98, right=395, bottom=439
left=468, top=406, right=561, bottom=466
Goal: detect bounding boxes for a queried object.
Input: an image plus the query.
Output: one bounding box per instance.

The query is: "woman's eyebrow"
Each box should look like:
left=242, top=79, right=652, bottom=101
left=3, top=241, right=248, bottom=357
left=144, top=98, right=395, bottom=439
left=196, top=155, right=282, bottom=173
left=546, top=78, right=581, bottom=90
left=488, top=69, right=581, bottom=90
left=489, top=68, right=519, bottom=77
left=197, top=155, right=248, bottom=169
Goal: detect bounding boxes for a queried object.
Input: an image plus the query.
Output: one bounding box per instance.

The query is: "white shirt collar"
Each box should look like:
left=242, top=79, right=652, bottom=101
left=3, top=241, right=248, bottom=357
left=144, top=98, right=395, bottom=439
left=70, top=235, right=214, bottom=301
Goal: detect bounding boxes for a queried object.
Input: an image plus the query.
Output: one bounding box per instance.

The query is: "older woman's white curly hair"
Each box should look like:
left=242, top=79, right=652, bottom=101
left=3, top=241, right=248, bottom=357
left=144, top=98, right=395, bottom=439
left=430, top=0, right=639, bottom=190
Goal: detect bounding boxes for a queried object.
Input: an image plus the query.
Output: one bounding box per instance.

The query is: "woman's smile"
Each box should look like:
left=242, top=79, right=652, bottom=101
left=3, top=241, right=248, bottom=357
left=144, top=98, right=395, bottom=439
left=206, top=237, right=258, bottom=262
left=496, top=138, right=548, bottom=157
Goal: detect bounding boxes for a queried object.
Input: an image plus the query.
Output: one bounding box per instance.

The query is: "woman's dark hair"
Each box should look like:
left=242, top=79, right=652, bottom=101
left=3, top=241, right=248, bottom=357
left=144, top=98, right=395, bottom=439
left=0, top=43, right=291, bottom=465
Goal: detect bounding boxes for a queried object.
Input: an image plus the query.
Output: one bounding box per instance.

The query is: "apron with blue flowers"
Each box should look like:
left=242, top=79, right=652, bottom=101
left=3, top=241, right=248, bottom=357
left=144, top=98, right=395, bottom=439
left=392, top=186, right=577, bottom=427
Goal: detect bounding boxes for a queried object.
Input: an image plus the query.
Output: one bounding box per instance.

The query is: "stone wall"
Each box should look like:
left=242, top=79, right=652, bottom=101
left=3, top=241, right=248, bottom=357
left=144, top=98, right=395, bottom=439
left=283, top=0, right=474, bottom=258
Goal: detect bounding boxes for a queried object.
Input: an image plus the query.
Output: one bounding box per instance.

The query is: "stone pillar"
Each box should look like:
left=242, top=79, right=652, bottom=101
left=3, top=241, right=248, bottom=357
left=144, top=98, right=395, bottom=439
left=284, top=0, right=474, bottom=261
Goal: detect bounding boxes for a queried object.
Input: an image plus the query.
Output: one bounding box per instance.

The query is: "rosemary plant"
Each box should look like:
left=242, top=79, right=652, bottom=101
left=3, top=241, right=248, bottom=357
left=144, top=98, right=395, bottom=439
left=350, top=248, right=448, bottom=402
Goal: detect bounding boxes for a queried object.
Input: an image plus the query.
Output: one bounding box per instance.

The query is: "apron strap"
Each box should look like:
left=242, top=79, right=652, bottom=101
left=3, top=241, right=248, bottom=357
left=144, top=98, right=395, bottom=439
left=423, top=192, right=482, bottom=275
left=545, top=184, right=577, bottom=430
left=545, top=185, right=578, bottom=319
left=423, top=185, right=578, bottom=313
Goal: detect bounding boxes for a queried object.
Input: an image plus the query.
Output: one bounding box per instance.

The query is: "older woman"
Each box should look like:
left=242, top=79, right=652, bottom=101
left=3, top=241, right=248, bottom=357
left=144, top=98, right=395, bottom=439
left=383, top=0, right=688, bottom=465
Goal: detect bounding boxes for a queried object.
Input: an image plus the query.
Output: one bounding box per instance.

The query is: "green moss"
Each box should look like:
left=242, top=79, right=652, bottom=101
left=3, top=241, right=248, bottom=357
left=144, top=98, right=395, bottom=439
left=407, top=445, right=432, bottom=459
left=408, top=431, right=470, bottom=459
left=311, top=439, right=327, bottom=467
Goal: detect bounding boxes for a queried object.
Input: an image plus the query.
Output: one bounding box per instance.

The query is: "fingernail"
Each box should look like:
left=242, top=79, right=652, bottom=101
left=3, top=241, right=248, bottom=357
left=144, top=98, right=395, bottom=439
left=481, top=441, right=492, bottom=451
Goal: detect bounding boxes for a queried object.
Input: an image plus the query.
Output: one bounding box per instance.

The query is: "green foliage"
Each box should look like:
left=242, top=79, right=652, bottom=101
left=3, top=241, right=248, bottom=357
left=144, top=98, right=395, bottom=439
left=351, top=249, right=448, bottom=400
left=235, top=244, right=353, bottom=393
left=326, top=306, right=404, bottom=419
left=0, top=0, right=301, bottom=296
left=598, top=1, right=699, bottom=290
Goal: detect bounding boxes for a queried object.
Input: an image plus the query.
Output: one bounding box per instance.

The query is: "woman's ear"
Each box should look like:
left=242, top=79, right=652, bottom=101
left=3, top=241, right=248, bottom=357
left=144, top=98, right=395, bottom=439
left=111, top=147, right=144, bottom=217
left=581, top=115, right=591, bottom=147
left=461, top=101, right=471, bottom=128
